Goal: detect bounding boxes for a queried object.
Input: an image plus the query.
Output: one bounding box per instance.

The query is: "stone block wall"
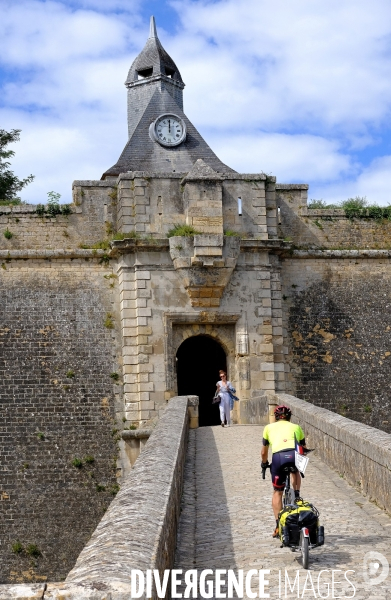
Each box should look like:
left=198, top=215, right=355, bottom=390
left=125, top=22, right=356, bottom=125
left=222, top=177, right=276, bottom=239
left=244, top=392, right=391, bottom=515
left=64, top=396, right=192, bottom=596
left=117, top=247, right=176, bottom=423
left=0, top=396, right=196, bottom=599
left=280, top=393, right=391, bottom=514
left=280, top=251, right=391, bottom=433
left=115, top=172, right=277, bottom=240
left=0, top=256, right=122, bottom=584
left=0, top=182, right=115, bottom=251
left=276, top=183, right=391, bottom=248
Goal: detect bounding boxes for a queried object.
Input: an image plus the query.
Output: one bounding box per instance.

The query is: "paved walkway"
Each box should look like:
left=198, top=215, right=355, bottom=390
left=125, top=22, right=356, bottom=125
left=174, top=425, right=391, bottom=599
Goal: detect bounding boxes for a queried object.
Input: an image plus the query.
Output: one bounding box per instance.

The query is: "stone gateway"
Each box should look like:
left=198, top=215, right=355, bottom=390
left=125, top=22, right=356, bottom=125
left=1, top=16, right=391, bottom=586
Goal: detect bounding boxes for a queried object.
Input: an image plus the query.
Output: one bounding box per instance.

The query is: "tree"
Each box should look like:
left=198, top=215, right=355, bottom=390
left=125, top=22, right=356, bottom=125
left=0, top=129, right=34, bottom=204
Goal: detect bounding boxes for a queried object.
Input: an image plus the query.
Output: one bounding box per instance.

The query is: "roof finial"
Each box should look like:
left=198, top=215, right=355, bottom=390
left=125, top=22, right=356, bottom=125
left=149, top=16, right=158, bottom=39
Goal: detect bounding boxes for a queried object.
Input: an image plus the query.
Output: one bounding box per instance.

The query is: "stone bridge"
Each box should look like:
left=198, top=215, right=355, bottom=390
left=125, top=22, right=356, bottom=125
left=2, top=395, right=391, bottom=599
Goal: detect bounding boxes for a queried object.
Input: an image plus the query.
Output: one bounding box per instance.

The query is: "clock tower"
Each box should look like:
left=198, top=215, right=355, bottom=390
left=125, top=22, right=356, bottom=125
left=102, top=16, right=233, bottom=178
left=126, top=16, right=185, bottom=136
left=89, top=17, right=285, bottom=428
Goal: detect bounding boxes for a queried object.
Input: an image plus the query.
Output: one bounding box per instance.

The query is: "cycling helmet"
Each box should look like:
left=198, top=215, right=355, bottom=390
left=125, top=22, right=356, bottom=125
left=274, top=405, right=292, bottom=420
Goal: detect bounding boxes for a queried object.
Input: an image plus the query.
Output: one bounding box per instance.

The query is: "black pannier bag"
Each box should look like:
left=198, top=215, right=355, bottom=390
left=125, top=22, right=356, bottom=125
left=278, top=500, right=320, bottom=545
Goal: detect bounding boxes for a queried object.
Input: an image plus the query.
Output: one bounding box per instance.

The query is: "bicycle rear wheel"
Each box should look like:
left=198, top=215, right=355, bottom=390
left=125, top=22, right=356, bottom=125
left=300, top=531, right=309, bottom=569
left=283, top=474, right=293, bottom=507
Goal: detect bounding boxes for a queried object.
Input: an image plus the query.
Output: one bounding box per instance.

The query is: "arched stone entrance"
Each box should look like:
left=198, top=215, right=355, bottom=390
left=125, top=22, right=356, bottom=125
left=176, top=336, right=227, bottom=426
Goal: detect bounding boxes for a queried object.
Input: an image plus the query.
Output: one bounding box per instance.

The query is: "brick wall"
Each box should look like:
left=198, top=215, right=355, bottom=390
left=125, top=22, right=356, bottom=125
left=0, top=259, right=121, bottom=584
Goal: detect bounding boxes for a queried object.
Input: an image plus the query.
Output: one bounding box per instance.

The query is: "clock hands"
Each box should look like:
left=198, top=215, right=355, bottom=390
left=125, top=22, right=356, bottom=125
left=151, top=114, right=186, bottom=146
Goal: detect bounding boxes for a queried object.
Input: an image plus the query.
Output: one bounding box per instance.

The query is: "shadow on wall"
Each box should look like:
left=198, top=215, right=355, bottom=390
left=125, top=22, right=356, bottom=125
left=277, top=197, right=321, bottom=246
left=288, top=279, right=391, bottom=432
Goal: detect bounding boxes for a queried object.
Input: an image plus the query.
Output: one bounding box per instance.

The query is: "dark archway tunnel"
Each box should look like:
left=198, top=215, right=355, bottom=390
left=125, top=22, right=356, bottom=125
left=176, top=335, right=227, bottom=426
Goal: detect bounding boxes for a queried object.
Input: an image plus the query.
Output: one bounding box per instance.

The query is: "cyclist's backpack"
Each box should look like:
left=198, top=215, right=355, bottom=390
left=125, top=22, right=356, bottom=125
left=278, top=500, right=319, bottom=545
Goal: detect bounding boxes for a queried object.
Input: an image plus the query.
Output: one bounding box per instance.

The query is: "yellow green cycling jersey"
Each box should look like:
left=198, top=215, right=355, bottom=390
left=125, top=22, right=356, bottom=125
left=262, top=420, right=305, bottom=454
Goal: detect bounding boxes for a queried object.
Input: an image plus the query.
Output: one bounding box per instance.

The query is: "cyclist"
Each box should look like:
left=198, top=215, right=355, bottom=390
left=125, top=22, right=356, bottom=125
left=261, top=405, right=307, bottom=537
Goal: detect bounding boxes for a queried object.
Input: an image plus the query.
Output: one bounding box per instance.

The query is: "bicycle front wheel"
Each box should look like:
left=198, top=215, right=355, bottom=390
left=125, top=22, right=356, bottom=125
left=301, top=531, right=309, bottom=569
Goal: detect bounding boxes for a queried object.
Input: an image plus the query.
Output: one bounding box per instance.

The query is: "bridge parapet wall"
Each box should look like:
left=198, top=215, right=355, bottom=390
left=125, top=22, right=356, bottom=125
left=243, top=392, right=391, bottom=514
left=0, top=395, right=197, bottom=600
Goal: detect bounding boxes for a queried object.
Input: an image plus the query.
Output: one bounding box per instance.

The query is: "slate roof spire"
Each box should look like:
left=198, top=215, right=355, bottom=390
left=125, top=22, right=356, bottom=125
left=149, top=15, right=157, bottom=38
left=126, top=16, right=184, bottom=85
left=101, top=17, right=235, bottom=178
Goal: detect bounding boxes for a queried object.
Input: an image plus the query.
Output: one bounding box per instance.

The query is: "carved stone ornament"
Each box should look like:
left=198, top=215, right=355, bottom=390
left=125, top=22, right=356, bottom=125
left=169, top=234, right=240, bottom=307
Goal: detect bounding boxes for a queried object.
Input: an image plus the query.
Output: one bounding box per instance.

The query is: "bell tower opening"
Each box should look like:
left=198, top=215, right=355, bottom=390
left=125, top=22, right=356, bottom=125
left=176, top=335, right=227, bottom=427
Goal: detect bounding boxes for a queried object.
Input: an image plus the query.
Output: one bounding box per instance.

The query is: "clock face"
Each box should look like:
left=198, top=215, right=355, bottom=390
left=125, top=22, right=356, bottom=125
left=150, top=113, right=187, bottom=147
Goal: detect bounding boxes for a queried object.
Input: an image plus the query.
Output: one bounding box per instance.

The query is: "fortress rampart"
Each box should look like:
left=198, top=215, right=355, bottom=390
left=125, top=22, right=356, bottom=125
left=2, top=176, right=391, bottom=582
left=2, top=392, right=391, bottom=598
left=2, top=16, right=391, bottom=588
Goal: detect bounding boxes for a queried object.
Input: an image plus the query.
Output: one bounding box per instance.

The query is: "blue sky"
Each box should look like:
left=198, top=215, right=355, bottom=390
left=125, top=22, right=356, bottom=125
left=2, top=0, right=391, bottom=205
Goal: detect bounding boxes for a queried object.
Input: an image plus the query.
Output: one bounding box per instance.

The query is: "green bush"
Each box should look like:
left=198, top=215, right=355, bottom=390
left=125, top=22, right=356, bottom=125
left=11, top=541, right=24, bottom=554
left=104, top=314, right=114, bottom=329
left=0, top=199, right=24, bottom=206
left=61, top=204, right=72, bottom=216
left=167, top=224, right=200, bottom=237
left=36, top=204, right=46, bottom=216
left=110, top=484, right=120, bottom=496
left=309, top=196, right=391, bottom=220
left=224, top=229, right=241, bottom=237
left=307, top=199, right=339, bottom=209
left=72, top=457, right=83, bottom=468
left=4, top=228, right=13, bottom=239
left=26, top=544, right=41, bottom=557
left=341, top=196, right=367, bottom=210
left=113, top=231, right=139, bottom=240
left=35, top=193, right=71, bottom=217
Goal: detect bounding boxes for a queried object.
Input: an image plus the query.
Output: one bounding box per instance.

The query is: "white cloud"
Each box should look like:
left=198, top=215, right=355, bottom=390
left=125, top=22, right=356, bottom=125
left=171, top=0, right=391, bottom=132
left=0, top=1, right=139, bottom=202
left=312, top=156, right=391, bottom=206
left=3, top=107, right=127, bottom=203
left=0, top=2, right=136, bottom=65
left=1, top=0, right=391, bottom=204
left=209, top=132, right=354, bottom=182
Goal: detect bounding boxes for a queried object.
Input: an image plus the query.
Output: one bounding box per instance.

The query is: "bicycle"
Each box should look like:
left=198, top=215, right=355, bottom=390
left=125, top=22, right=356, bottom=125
left=262, top=450, right=324, bottom=569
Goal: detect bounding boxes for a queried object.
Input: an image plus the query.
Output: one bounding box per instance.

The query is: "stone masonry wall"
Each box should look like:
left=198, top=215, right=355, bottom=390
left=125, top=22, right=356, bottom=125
left=0, top=396, right=195, bottom=599
left=245, top=392, right=391, bottom=515
left=280, top=393, right=391, bottom=514
left=281, top=252, right=391, bottom=433
left=276, top=184, right=391, bottom=248
left=0, top=182, right=115, bottom=251
left=0, top=257, right=122, bottom=584
left=116, top=172, right=277, bottom=240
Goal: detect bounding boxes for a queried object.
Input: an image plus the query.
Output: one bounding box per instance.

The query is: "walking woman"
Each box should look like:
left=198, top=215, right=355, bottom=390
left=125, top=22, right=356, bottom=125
left=216, top=369, right=235, bottom=427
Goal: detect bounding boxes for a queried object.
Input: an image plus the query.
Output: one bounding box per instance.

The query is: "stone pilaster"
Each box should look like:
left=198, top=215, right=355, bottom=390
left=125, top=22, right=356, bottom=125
left=118, top=264, right=155, bottom=423
left=250, top=180, right=268, bottom=240
left=265, top=178, right=278, bottom=239
left=117, top=175, right=151, bottom=234
left=254, top=269, right=276, bottom=394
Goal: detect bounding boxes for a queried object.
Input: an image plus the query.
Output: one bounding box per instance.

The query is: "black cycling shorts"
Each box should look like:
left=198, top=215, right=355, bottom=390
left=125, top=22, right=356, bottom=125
left=270, top=449, right=297, bottom=490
